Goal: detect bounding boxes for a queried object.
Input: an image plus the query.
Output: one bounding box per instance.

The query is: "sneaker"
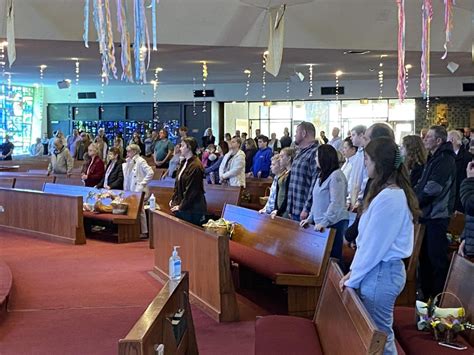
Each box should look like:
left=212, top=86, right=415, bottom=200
left=139, top=233, right=149, bottom=239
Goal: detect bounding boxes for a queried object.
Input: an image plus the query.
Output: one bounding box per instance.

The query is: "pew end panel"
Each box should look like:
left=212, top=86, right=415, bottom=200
left=152, top=210, right=239, bottom=323
left=0, top=188, right=86, bottom=245
left=118, top=272, right=198, bottom=355
left=223, top=204, right=335, bottom=318
left=0, top=177, right=15, bottom=188
left=255, top=260, right=387, bottom=355
left=315, top=260, right=387, bottom=354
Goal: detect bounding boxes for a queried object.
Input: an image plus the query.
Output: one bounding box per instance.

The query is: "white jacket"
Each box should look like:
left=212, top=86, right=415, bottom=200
left=122, top=155, right=154, bottom=193
left=219, top=150, right=246, bottom=187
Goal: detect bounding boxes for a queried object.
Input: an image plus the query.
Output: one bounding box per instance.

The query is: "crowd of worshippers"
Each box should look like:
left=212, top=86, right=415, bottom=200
left=12, top=121, right=474, bottom=353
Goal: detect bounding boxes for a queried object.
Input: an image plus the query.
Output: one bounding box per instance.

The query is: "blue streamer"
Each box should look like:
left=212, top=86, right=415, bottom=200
left=83, top=0, right=90, bottom=48
left=152, top=0, right=157, bottom=51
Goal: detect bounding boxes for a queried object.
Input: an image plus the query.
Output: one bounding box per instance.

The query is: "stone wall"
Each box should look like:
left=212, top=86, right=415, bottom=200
left=415, top=97, right=474, bottom=133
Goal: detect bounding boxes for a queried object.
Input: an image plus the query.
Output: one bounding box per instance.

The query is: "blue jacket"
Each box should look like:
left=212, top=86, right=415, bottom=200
left=252, top=147, right=272, bottom=178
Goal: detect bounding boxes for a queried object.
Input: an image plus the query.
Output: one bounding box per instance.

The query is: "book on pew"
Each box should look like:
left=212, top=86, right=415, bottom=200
left=171, top=308, right=187, bottom=344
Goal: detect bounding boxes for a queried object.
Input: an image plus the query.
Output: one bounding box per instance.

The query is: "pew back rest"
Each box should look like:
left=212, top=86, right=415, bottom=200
left=0, top=178, right=15, bottom=188
left=222, top=204, right=335, bottom=277
left=13, top=175, right=56, bottom=191
left=406, top=224, right=424, bottom=282
left=440, top=254, right=474, bottom=345
left=118, top=272, right=197, bottom=355
left=240, top=178, right=273, bottom=209
left=315, top=260, right=386, bottom=354
left=148, top=185, right=174, bottom=214
left=43, top=183, right=143, bottom=220
left=205, top=185, right=242, bottom=216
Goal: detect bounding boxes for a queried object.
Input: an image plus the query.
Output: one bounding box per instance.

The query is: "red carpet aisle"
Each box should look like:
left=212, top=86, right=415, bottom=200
left=0, top=232, right=258, bottom=355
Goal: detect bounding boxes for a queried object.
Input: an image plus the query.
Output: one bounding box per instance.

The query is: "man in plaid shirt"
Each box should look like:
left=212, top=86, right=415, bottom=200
left=287, top=122, right=319, bottom=221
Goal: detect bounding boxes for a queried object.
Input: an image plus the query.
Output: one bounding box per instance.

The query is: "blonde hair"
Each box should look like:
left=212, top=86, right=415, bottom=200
left=126, top=143, right=141, bottom=154
left=88, top=142, right=100, bottom=155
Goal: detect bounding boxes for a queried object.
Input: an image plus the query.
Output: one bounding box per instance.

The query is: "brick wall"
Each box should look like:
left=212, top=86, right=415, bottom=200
left=415, top=97, right=474, bottom=133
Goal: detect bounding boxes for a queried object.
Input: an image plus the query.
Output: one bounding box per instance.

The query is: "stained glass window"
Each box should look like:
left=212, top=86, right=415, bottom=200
left=0, top=84, right=35, bottom=154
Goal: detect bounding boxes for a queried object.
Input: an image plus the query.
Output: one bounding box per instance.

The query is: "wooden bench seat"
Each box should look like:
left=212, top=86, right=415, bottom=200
left=394, top=254, right=474, bottom=354
left=223, top=204, right=335, bottom=318
left=118, top=272, right=198, bottom=355
left=0, top=187, right=86, bottom=244
left=43, top=183, right=144, bottom=243
left=255, top=260, right=387, bottom=355
left=0, top=172, right=56, bottom=191
left=0, top=259, right=13, bottom=316
left=151, top=210, right=239, bottom=322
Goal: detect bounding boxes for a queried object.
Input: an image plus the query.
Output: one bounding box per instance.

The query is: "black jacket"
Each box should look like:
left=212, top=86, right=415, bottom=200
left=454, top=145, right=472, bottom=212
left=460, top=177, right=474, bottom=257
left=96, top=158, right=124, bottom=190
left=172, top=156, right=207, bottom=213
left=410, top=163, right=425, bottom=188
left=414, top=142, right=456, bottom=221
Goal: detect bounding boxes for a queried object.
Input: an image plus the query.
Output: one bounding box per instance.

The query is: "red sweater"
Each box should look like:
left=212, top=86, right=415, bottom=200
left=84, top=156, right=105, bottom=187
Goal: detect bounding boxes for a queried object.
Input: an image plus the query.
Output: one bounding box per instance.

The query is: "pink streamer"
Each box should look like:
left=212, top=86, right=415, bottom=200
left=441, top=0, right=455, bottom=60
left=396, top=0, right=406, bottom=102
left=420, top=0, right=432, bottom=97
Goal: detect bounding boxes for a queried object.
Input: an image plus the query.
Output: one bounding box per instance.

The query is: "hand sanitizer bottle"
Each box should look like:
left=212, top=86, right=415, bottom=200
left=169, top=246, right=181, bottom=281
left=149, top=193, right=156, bottom=210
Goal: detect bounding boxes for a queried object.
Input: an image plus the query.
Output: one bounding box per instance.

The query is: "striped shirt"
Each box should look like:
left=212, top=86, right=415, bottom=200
left=287, top=141, right=319, bottom=217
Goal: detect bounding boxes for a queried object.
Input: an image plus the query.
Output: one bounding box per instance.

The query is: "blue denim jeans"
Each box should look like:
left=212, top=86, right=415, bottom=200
left=328, top=219, right=348, bottom=261
left=357, top=259, right=406, bottom=355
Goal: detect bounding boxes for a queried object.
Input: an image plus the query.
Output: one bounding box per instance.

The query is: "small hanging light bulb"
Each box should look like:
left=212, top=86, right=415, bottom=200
left=244, top=69, right=251, bottom=98
left=308, top=64, right=314, bottom=97
left=73, top=58, right=80, bottom=86
left=39, top=65, right=47, bottom=82
left=201, top=61, right=208, bottom=113
left=335, top=70, right=343, bottom=100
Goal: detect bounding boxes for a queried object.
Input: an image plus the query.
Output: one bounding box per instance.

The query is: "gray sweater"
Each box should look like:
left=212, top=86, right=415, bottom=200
left=308, top=169, right=349, bottom=227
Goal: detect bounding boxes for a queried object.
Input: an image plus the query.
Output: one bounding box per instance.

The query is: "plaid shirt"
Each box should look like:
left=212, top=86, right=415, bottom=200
left=263, top=176, right=278, bottom=213
left=287, top=141, right=319, bottom=217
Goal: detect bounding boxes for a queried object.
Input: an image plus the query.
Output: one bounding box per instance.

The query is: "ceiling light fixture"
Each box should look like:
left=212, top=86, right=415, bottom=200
left=201, top=61, right=208, bottom=113
left=262, top=52, right=268, bottom=99
left=335, top=71, right=342, bottom=100
left=308, top=64, right=314, bottom=97
left=343, top=50, right=371, bottom=55
left=39, top=65, right=47, bottom=82
left=447, top=61, right=459, bottom=73
left=244, top=69, right=251, bottom=98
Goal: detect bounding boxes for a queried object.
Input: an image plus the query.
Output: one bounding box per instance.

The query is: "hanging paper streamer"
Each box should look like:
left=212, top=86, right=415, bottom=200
left=83, top=0, right=90, bottom=48
left=396, top=0, right=406, bottom=102
left=6, top=0, right=16, bottom=67
left=441, top=0, right=455, bottom=60
left=133, top=0, right=151, bottom=83
left=152, top=0, right=158, bottom=51
left=420, top=0, right=432, bottom=98
left=117, top=0, right=133, bottom=82
left=104, top=0, right=118, bottom=79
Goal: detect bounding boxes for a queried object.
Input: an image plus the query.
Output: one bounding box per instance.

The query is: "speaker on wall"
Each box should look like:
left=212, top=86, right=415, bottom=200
left=193, top=90, right=215, bottom=98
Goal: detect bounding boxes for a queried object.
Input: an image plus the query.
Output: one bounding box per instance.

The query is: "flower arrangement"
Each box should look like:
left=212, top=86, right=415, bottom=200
left=83, top=190, right=128, bottom=215
left=416, top=295, right=473, bottom=342
left=202, top=218, right=235, bottom=238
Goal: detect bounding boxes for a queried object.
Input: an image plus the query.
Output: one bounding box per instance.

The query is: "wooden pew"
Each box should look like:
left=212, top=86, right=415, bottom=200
left=43, top=183, right=144, bottom=243
left=151, top=210, right=239, bottom=322
left=0, top=259, right=13, bottom=317
left=148, top=181, right=242, bottom=217
left=239, top=177, right=273, bottom=210
left=394, top=254, right=474, bottom=353
left=0, top=178, right=15, bottom=188
left=13, top=175, right=56, bottom=190
left=0, top=187, right=86, bottom=245
left=0, top=165, right=20, bottom=172
left=118, top=272, right=198, bottom=355
left=255, top=260, right=387, bottom=355
left=223, top=204, right=335, bottom=318
left=152, top=168, right=168, bottom=180
left=396, top=224, right=425, bottom=306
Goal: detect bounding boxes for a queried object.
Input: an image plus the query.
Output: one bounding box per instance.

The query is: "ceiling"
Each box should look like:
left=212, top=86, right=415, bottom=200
left=0, top=0, right=473, bottom=86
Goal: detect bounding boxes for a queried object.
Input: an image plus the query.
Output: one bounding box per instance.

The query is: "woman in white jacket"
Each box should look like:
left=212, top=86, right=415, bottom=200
left=123, top=144, right=154, bottom=238
left=219, top=137, right=246, bottom=187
